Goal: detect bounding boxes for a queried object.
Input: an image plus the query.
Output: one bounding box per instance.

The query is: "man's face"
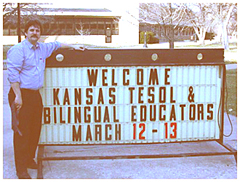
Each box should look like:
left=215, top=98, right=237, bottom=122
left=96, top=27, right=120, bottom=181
left=25, top=25, right=41, bottom=45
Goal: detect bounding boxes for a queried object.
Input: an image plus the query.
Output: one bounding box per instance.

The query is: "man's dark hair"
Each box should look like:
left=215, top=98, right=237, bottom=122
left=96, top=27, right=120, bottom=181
left=24, top=19, right=42, bottom=34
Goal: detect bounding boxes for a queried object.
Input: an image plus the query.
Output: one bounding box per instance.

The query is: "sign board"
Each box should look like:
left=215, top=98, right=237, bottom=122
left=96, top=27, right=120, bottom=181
left=39, top=49, right=224, bottom=145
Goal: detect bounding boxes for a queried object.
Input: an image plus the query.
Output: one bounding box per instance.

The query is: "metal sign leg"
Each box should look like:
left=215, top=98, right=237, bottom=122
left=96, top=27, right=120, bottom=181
left=37, top=145, right=44, bottom=179
left=217, top=140, right=237, bottom=164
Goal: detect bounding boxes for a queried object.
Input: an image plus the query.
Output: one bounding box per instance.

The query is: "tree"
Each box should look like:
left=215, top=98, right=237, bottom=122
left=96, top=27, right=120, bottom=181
left=228, top=4, right=237, bottom=37
left=75, top=21, right=91, bottom=36
left=75, top=21, right=91, bottom=44
left=183, top=3, right=237, bottom=49
left=3, top=3, right=53, bottom=35
left=183, top=3, right=218, bottom=45
left=4, top=3, right=39, bottom=24
left=214, top=3, right=237, bottom=50
left=139, top=3, right=189, bottom=49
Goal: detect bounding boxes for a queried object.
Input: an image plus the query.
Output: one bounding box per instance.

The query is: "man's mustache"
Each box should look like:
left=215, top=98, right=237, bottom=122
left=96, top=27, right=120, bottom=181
left=31, top=35, right=38, bottom=38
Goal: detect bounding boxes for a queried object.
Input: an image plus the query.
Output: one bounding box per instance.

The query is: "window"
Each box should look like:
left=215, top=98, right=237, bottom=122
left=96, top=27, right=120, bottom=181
left=112, top=20, right=119, bottom=35
left=59, top=23, right=65, bottom=29
left=10, top=24, right=17, bottom=35
left=105, top=21, right=112, bottom=30
left=65, top=23, right=74, bottom=35
left=3, top=17, right=120, bottom=36
left=89, top=21, right=98, bottom=35
left=66, top=24, right=72, bottom=29
left=98, top=21, right=105, bottom=35
left=51, top=23, right=58, bottom=29
left=43, top=23, right=49, bottom=29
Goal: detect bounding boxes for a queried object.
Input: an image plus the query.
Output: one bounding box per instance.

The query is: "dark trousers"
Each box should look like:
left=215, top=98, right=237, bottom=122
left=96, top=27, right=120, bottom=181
left=8, top=88, right=43, bottom=173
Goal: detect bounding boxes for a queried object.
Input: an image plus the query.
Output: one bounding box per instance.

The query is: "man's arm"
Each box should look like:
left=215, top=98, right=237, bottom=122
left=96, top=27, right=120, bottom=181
left=10, top=82, right=22, bottom=111
left=7, top=46, right=24, bottom=111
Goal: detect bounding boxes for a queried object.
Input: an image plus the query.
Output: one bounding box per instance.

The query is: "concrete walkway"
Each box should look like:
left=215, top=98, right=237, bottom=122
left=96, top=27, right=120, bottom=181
left=2, top=70, right=237, bottom=179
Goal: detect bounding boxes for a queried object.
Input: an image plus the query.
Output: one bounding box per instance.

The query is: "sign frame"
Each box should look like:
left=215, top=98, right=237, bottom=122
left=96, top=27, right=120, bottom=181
left=37, top=49, right=237, bottom=178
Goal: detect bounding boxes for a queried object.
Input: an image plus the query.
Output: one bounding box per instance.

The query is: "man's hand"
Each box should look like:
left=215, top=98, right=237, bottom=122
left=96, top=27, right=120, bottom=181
left=14, top=95, right=22, bottom=111
left=72, top=45, right=87, bottom=51
left=10, top=82, right=22, bottom=111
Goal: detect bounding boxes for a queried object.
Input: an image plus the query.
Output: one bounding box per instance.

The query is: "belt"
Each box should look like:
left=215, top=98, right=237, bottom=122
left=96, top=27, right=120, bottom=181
left=9, top=88, right=40, bottom=98
left=21, top=88, right=40, bottom=93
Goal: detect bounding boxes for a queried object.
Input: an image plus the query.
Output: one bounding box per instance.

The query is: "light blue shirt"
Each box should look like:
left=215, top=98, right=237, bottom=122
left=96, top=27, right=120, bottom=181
left=7, top=39, right=61, bottom=90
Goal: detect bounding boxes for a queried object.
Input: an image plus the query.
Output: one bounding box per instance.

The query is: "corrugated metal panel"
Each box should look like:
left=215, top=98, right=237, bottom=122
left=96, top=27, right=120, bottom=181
left=46, top=49, right=225, bottom=67
left=39, top=65, right=222, bottom=145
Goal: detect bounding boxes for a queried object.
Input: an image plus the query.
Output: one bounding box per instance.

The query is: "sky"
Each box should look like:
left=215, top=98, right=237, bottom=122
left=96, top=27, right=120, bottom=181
left=4, top=0, right=136, bottom=11
left=3, top=0, right=140, bottom=15
left=4, top=0, right=238, bottom=13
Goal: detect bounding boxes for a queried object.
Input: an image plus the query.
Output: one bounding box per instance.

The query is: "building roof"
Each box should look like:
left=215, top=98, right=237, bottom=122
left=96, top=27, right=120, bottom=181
left=20, top=7, right=121, bottom=18
left=139, top=18, right=192, bottom=27
left=41, top=8, right=112, bottom=13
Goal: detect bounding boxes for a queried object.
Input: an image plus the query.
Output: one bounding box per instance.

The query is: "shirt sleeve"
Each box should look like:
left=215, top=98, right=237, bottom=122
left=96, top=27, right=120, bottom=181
left=7, top=46, right=24, bottom=83
left=44, top=41, right=61, bottom=59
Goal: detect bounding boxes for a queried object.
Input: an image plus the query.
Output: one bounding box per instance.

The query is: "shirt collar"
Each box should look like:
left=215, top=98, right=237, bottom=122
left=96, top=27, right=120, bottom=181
left=24, top=39, right=40, bottom=49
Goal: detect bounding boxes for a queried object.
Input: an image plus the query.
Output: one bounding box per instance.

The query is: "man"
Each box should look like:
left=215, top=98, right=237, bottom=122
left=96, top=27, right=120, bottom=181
left=7, top=19, right=85, bottom=179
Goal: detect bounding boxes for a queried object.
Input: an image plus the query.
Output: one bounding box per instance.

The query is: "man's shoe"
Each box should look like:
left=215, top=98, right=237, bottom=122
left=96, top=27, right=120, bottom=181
left=17, top=171, right=31, bottom=179
left=27, top=159, right=38, bottom=169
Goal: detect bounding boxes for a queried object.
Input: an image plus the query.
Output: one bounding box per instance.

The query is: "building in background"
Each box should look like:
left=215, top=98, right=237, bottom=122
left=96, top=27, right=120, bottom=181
left=3, top=3, right=139, bottom=46
left=139, top=22, right=196, bottom=43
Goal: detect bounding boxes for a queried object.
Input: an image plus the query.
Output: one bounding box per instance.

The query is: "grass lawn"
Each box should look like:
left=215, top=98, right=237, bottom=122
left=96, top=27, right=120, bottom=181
left=3, top=45, right=12, bottom=60
left=225, top=69, right=237, bottom=116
